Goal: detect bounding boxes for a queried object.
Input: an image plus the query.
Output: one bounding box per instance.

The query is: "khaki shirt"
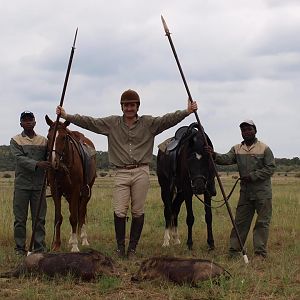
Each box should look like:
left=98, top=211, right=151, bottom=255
left=66, top=110, right=189, bottom=167
left=10, top=132, right=48, bottom=190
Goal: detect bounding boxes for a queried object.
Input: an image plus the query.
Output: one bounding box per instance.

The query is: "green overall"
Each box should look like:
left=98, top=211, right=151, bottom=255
left=215, top=138, right=275, bottom=257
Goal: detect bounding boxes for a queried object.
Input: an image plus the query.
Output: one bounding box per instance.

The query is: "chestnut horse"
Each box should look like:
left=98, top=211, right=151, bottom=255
left=45, top=115, right=96, bottom=252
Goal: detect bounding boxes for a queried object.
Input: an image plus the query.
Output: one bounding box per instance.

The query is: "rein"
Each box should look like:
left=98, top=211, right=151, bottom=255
left=178, top=128, right=241, bottom=209
left=195, top=177, right=241, bottom=209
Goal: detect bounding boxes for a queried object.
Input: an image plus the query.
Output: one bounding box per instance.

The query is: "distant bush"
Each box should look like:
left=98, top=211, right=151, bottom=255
left=99, top=172, right=108, bottom=177
left=295, top=173, right=300, bottom=178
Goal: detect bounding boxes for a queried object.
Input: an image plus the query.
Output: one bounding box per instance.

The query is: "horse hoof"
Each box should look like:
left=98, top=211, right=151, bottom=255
left=71, top=246, right=80, bottom=252
left=173, top=239, right=181, bottom=245
left=51, top=244, right=61, bottom=252
left=208, top=245, right=215, bottom=251
left=82, top=240, right=90, bottom=246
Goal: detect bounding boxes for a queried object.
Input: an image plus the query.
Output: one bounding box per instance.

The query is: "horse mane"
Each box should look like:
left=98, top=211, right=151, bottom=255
left=71, top=131, right=85, bottom=143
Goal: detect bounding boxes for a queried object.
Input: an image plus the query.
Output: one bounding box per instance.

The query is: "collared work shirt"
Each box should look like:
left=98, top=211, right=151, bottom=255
left=66, top=110, right=189, bottom=167
left=10, top=132, right=48, bottom=190
left=215, top=139, right=276, bottom=199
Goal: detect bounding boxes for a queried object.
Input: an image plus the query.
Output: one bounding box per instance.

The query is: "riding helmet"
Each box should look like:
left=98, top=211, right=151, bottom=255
left=120, top=89, right=140, bottom=104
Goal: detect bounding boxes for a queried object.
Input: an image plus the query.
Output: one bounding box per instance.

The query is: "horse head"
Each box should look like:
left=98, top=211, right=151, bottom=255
left=45, top=115, right=71, bottom=170
left=182, top=123, right=213, bottom=195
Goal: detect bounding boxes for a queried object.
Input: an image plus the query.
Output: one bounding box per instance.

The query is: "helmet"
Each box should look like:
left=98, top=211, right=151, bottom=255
left=120, top=89, right=140, bottom=104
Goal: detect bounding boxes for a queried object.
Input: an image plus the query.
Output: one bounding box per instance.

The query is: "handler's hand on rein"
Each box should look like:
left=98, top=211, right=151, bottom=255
left=56, top=106, right=67, bottom=119
left=204, top=145, right=216, bottom=159
left=241, top=175, right=252, bottom=183
left=36, top=161, right=52, bottom=170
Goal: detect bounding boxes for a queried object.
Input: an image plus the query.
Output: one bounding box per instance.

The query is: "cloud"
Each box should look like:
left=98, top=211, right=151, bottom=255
left=0, top=0, right=299, bottom=159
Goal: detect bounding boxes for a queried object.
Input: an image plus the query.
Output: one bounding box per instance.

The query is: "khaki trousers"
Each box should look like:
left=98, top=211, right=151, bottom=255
left=113, top=165, right=150, bottom=218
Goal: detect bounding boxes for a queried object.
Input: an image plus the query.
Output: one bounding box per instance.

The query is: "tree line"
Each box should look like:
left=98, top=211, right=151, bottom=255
left=0, top=145, right=157, bottom=172
left=0, top=145, right=299, bottom=173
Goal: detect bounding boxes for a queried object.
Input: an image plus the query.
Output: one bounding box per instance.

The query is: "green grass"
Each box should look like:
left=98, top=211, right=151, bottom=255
left=0, top=174, right=299, bottom=299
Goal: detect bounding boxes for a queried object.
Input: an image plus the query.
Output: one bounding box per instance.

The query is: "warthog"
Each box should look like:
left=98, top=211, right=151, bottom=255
left=132, top=256, right=230, bottom=285
left=0, top=249, right=117, bottom=281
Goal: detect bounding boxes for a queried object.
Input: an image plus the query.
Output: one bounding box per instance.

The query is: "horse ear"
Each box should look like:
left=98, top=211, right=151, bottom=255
left=64, top=120, right=70, bottom=127
left=45, top=115, right=53, bottom=126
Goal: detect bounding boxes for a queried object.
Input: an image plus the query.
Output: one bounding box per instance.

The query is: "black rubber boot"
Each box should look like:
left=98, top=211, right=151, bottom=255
left=114, top=213, right=126, bottom=257
left=127, top=214, right=144, bottom=259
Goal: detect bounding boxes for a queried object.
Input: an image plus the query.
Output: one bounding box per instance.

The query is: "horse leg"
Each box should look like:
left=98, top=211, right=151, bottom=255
left=204, top=192, right=215, bottom=250
left=171, top=193, right=184, bottom=246
left=80, top=225, right=89, bottom=246
left=162, top=188, right=172, bottom=247
left=184, top=195, right=194, bottom=250
left=79, top=196, right=89, bottom=246
left=52, top=193, right=63, bottom=251
left=68, top=192, right=80, bottom=252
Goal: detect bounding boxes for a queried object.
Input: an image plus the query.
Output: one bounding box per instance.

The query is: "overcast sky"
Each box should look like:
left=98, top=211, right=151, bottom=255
left=1, top=0, right=299, bottom=158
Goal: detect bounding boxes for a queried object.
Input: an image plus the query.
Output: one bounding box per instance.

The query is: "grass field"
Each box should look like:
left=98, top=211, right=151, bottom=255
left=0, top=173, right=299, bottom=299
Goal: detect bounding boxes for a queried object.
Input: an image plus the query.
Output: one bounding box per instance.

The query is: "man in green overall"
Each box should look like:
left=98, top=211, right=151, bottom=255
left=10, top=111, right=51, bottom=255
left=205, top=120, right=275, bottom=258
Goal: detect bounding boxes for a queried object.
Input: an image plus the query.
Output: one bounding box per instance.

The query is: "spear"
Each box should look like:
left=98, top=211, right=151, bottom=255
left=28, top=28, right=78, bottom=255
left=161, top=16, right=249, bottom=264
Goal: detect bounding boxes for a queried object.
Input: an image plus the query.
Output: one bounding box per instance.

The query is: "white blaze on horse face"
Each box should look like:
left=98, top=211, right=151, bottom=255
left=196, top=153, right=202, bottom=160
left=51, top=131, right=59, bottom=167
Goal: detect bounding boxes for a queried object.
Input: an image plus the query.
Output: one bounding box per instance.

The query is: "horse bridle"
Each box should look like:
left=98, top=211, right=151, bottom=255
left=51, top=136, right=68, bottom=161
left=48, top=125, right=75, bottom=169
left=181, top=129, right=209, bottom=193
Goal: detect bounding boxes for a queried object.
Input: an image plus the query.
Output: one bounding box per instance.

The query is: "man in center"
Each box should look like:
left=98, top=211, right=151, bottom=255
left=56, top=89, right=197, bottom=258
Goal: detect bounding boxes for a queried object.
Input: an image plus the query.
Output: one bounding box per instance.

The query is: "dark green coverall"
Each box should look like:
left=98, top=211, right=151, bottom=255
left=10, top=132, right=48, bottom=254
left=215, top=138, right=275, bottom=257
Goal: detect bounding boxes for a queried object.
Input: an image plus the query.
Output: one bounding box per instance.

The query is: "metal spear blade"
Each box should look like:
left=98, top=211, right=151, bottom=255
left=73, top=28, right=78, bottom=48
left=161, top=15, right=170, bottom=35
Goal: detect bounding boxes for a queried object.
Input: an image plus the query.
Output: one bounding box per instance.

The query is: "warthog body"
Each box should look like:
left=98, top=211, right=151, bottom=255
left=1, top=249, right=117, bottom=281
left=132, top=256, right=229, bottom=285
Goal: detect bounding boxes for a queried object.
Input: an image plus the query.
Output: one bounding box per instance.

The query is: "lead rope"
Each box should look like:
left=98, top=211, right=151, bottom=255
left=195, top=177, right=241, bottom=209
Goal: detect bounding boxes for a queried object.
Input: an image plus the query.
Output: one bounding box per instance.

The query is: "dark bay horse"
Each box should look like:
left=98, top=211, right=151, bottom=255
left=45, top=115, right=96, bottom=252
left=157, top=123, right=216, bottom=250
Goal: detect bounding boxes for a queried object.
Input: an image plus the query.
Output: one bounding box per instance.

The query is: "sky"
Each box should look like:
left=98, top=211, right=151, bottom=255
left=0, top=0, right=299, bottom=159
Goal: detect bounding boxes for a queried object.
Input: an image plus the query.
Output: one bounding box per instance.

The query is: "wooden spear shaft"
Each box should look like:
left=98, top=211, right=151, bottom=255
left=28, top=28, right=78, bottom=254
left=161, top=16, right=248, bottom=263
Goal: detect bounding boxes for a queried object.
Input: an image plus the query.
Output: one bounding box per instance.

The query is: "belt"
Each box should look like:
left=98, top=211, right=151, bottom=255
left=116, top=163, right=149, bottom=170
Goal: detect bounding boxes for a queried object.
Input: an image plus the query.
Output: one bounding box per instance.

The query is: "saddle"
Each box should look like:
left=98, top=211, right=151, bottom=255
left=158, top=123, right=199, bottom=153
left=78, top=142, right=96, bottom=183
left=158, top=123, right=199, bottom=177
left=158, top=123, right=217, bottom=197
left=69, top=133, right=96, bottom=197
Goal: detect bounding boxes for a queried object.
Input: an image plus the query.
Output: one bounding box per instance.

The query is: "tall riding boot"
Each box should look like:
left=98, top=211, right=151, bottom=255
left=114, top=213, right=126, bottom=257
left=127, top=214, right=144, bottom=258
